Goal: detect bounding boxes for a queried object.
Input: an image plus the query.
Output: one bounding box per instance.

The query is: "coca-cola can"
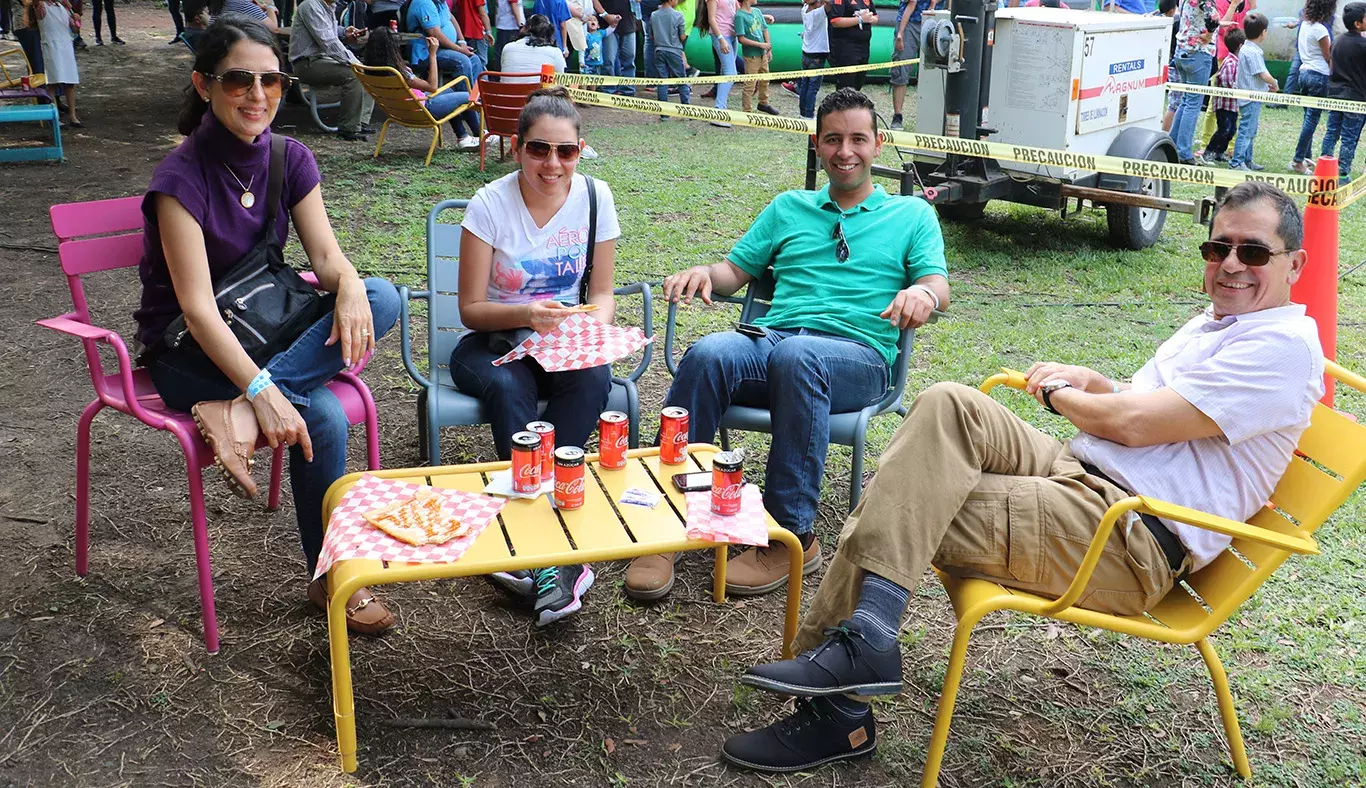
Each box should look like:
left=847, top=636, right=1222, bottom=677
left=553, top=446, right=586, bottom=510
left=711, top=451, right=744, bottom=516
left=599, top=411, right=629, bottom=469
left=659, top=406, right=690, bottom=465
left=527, top=421, right=555, bottom=477
left=510, top=431, right=542, bottom=494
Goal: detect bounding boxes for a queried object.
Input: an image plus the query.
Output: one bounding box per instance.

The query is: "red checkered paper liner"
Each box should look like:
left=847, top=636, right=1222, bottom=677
left=491, top=311, right=652, bottom=372
left=314, top=474, right=506, bottom=579
left=683, top=485, right=769, bottom=547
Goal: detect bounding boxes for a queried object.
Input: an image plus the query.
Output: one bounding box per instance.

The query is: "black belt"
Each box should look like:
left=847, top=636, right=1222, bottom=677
left=1081, top=461, right=1188, bottom=579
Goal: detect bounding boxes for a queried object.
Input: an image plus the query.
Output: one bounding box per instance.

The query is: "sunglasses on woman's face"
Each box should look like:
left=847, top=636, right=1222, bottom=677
left=522, top=140, right=582, bottom=161
left=1198, top=240, right=1291, bottom=267
left=200, top=69, right=295, bottom=98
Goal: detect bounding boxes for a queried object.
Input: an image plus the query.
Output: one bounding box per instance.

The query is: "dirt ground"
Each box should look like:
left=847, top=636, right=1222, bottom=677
left=0, top=5, right=1331, bottom=787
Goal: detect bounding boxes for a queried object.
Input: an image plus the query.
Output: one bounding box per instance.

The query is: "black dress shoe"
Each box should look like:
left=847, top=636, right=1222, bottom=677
left=757, top=103, right=780, bottom=116
left=338, top=129, right=370, bottom=141
left=742, top=619, right=902, bottom=696
left=358, top=124, right=378, bottom=133
left=721, top=697, right=876, bottom=773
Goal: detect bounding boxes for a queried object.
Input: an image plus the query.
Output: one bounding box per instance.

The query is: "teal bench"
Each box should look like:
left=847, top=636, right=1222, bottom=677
left=0, top=103, right=63, bottom=163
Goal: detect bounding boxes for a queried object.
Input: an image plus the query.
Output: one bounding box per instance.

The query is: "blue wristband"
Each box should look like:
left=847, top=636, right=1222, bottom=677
left=246, top=369, right=275, bottom=401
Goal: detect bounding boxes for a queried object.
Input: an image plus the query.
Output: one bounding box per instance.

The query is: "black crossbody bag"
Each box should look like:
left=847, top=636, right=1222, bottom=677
left=163, top=135, right=332, bottom=363
left=488, top=174, right=599, bottom=354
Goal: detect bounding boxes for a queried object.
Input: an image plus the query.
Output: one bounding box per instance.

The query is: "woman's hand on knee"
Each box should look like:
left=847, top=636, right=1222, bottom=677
left=327, top=275, right=376, bottom=367
left=251, top=387, right=315, bottom=462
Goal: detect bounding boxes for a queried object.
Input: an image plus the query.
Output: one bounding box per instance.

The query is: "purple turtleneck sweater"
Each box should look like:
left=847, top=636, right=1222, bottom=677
left=134, top=110, right=322, bottom=351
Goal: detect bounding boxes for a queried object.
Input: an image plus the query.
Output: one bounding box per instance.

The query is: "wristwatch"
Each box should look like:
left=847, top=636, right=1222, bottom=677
left=1040, top=380, right=1073, bottom=415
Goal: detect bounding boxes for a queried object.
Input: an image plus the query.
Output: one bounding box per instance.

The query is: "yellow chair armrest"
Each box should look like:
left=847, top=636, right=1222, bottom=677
left=979, top=367, right=1029, bottom=395
left=1326, top=359, right=1366, bottom=396
left=430, top=75, right=471, bottom=97
left=1133, top=495, right=1319, bottom=556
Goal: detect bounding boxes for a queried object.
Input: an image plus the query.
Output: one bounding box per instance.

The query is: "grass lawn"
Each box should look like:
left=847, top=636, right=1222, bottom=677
left=307, top=82, right=1366, bottom=785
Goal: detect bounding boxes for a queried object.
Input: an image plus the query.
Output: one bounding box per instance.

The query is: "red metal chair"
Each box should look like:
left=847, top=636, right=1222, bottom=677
left=37, top=196, right=380, bottom=654
left=475, top=71, right=547, bottom=171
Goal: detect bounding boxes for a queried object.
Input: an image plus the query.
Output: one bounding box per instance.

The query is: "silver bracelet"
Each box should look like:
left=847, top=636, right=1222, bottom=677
left=910, top=283, right=940, bottom=311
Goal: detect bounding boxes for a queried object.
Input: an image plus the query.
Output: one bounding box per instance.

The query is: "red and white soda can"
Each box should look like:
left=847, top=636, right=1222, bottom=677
left=711, top=451, right=744, bottom=516
left=598, top=411, right=629, bottom=469
left=527, top=421, right=555, bottom=477
left=553, top=446, right=586, bottom=510
left=510, top=431, right=542, bottom=494
left=659, top=406, right=690, bottom=465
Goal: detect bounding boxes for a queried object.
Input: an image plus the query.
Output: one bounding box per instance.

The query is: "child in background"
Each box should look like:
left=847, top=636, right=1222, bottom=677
left=583, top=14, right=604, bottom=74
left=797, top=0, right=828, bottom=119
left=650, top=0, right=691, bottom=113
left=1203, top=25, right=1244, bottom=162
left=1321, top=1, right=1366, bottom=183
left=36, top=0, right=82, bottom=126
left=733, top=0, right=777, bottom=114
left=1230, top=12, right=1277, bottom=171
left=363, top=28, right=483, bottom=149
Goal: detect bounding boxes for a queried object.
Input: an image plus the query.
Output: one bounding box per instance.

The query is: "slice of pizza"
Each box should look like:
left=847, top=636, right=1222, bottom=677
left=363, top=487, right=470, bottom=546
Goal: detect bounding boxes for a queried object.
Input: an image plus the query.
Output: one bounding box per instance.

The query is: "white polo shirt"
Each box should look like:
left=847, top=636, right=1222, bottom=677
left=1070, top=304, right=1324, bottom=571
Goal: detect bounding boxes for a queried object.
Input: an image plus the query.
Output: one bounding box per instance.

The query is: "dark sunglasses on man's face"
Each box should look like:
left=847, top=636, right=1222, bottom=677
left=523, top=140, right=582, bottom=161
left=832, top=220, right=850, bottom=262
left=1198, top=240, right=1292, bottom=267
left=200, top=69, right=294, bottom=98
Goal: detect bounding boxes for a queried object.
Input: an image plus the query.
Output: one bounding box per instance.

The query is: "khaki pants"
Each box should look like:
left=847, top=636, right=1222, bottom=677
left=794, top=382, right=1180, bottom=654
left=291, top=56, right=374, bottom=134
left=742, top=54, right=769, bottom=111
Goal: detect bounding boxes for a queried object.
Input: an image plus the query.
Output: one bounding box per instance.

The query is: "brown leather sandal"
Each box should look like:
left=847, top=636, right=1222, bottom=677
left=307, top=577, right=396, bottom=635
left=191, top=397, right=258, bottom=499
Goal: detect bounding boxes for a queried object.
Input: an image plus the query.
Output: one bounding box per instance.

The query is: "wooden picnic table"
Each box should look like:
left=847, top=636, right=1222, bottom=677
left=319, top=444, right=804, bottom=772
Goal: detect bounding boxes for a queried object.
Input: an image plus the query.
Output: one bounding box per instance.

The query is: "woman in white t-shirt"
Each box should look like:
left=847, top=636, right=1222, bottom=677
left=451, top=86, right=620, bottom=627
left=500, top=13, right=568, bottom=80
left=1291, top=0, right=1336, bottom=172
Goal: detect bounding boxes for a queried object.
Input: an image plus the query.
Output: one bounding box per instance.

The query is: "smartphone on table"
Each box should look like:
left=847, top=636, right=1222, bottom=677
left=672, top=472, right=712, bottom=492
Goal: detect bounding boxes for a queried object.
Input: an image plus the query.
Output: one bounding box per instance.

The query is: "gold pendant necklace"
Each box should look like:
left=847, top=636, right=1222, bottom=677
left=224, top=164, right=257, bottom=209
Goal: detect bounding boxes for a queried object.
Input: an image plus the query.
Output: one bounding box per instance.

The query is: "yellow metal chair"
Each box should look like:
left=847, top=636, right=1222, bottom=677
left=351, top=64, right=475, bottom=166
left=921, top=362, right=1366, bottom=786
left=0, top=45, right=46, bottom=91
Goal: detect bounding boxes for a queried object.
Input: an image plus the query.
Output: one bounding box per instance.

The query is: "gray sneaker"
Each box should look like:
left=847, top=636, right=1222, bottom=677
left=1229, top=162, right=1251, bottom=171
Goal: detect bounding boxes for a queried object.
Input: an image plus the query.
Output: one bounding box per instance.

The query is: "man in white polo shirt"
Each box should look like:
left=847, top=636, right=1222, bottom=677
left=719, top=181, right=1324, bottom=773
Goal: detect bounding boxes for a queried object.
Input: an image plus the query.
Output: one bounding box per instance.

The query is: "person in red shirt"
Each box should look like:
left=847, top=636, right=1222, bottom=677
left=451, top=0, right=492, bottom=67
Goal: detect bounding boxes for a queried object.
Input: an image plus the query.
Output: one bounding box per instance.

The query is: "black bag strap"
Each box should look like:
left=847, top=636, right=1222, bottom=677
left=578, top=173, right=598, bottom=306
left=266, top=133, right=287, bottom=226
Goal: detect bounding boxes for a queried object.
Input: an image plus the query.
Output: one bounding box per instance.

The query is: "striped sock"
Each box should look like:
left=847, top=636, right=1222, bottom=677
left=819, top=693, right=870, bottom=720
left=850, top=573, right=909, bottom=650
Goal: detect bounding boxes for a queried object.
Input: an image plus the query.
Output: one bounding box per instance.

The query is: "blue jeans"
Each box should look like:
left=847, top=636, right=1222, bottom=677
left=1294, top=69, right=1329, bottom=163
left=1230, top=101, right=1261, bottom=168
left=641, top=0, right=660, bottom=77
left=148, top=277, right=401, bottom=573
left=798, top=52, right=826, bottom=118
left=663, top=328, right=889, bottom=535
left=426, top=90, right=481, bottom=136
left=654, top=48, right=690, bottom=105
left=713, top=34, right=738, bottom=109
left=1170, top=50, right=1212, bottom=161
left=1284, top=47, right=1302, bottom=96
left=426, top=48, right=481, bottom=87
left=1322, top=109, right=1365, bottom=178
left=449, top=332, right=612, bottom=460
left=601, top=27, right=638, bottom=95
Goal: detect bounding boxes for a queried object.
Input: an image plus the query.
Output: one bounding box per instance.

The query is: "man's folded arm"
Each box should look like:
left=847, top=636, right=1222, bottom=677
left=1047, top=386, right=1224, bottom=448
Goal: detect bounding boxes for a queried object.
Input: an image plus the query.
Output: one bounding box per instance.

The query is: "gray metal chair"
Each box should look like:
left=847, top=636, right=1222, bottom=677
left=662, top=271, right=918, bottom=511
left=400, top=199, right=654, bottom=465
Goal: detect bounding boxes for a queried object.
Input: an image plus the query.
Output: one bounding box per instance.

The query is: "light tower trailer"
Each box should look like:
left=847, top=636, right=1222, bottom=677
left=807, top=5, right=1217, bottom=249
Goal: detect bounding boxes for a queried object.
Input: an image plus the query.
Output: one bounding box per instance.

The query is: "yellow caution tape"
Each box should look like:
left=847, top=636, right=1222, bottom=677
left=1335, top=176, right=1366, bottom=209
left=1167, top=82, right=1366, bottom=115
left=549, top=58, right=919, bottom=87
left=565, top=87, right=1340, bottom=200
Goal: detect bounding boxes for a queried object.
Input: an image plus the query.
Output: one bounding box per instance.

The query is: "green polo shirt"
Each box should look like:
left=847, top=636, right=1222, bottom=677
left=728, top=184, right=948, bottom=368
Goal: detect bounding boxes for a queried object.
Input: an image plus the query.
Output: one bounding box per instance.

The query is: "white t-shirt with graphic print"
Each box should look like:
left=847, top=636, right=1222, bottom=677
left=461, top=172, right=621, bottom=306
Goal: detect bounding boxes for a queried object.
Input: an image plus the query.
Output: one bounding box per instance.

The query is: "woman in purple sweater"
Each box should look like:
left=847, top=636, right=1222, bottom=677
left=135, top=17, right=401, bottom=634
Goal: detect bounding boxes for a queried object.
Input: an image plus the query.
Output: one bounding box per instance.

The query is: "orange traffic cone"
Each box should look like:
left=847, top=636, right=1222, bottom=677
left=1291, top=156, right=1340, bottom=405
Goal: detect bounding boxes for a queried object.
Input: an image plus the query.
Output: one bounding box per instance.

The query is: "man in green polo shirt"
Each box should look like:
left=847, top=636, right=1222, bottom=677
left=624, top=88, right=950, bottom=601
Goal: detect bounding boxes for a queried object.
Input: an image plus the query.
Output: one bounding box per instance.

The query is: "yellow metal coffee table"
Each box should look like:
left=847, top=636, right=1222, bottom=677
left=319, top=444, right=804, bottom=772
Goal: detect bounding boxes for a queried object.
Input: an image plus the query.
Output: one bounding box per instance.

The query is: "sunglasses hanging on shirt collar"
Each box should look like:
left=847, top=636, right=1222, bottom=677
left=832, top=220, right=850, bottom=263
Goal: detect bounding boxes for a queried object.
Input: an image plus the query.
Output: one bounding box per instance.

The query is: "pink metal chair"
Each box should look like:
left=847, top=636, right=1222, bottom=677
left=38, top=196, right=381, bottom=654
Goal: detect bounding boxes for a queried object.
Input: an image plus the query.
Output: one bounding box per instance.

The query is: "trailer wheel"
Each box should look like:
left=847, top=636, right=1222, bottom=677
left=936, top=201, right=989, bottom=222
left=1105, top=147, right=1172, bottom=250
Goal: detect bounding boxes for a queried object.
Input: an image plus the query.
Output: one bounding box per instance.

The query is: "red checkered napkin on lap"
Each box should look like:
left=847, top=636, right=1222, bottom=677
left=491, top=311, right=652, bottom=372
left=314, top=474, right=506, bottom=579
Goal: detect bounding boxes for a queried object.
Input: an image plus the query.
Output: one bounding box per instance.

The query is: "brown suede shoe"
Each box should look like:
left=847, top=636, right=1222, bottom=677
left=191, top=397, right=258, bottom=499
left=724, top=538, right=823, bottom=596
left=624, top=552, right=677, bottom=601
left=307, top=577, right=396, bottom=635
